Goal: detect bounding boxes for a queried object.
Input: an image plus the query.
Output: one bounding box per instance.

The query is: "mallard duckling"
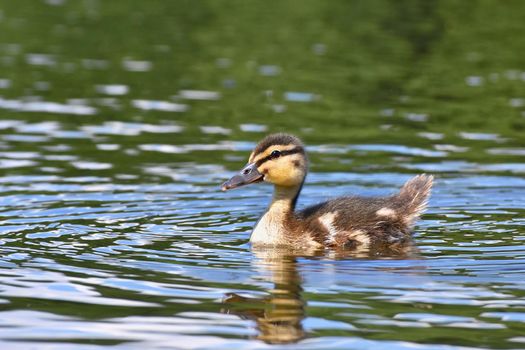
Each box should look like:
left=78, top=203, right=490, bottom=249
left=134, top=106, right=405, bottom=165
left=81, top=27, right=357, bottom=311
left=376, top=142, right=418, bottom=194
left=222, top=133, right=433, bottom=249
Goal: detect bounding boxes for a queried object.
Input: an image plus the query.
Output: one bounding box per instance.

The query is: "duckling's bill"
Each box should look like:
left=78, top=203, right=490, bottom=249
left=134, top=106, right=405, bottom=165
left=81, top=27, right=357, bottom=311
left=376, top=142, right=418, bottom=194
left=222, top=163, right=264, bottom=191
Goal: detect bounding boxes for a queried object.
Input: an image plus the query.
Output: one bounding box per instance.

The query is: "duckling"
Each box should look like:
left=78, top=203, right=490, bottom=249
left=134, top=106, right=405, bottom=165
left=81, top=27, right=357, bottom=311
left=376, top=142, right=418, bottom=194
left=222, top=133, right=433, bottom=250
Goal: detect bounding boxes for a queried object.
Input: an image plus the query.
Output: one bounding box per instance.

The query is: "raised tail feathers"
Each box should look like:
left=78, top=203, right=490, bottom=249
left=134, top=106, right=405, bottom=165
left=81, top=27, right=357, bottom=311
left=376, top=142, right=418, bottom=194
left=396, top=174, right=434, bottom=227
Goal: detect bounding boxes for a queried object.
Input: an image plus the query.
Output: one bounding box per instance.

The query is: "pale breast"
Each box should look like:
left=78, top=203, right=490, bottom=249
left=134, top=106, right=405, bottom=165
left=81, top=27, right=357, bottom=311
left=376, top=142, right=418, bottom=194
left=250, top=211, right=323, bottom=249
left=250, top=212, right=286, bottom=245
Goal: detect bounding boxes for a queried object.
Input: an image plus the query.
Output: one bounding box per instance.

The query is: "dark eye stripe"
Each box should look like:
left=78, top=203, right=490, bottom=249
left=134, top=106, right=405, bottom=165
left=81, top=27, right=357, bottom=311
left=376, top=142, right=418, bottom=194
left=255, top=147, right=303, bottom=167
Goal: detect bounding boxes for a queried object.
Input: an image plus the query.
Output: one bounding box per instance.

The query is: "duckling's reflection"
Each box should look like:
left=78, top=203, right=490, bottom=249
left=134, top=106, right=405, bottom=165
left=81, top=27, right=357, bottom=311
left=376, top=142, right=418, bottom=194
left=223, top=247, right=307, bottom=344
left=222, top=242, right=421, bottom=344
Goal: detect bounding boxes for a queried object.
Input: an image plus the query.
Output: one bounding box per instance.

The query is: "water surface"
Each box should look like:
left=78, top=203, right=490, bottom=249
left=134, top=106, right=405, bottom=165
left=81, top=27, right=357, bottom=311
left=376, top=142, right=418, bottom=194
left=0, top=1, right=524, bottom=349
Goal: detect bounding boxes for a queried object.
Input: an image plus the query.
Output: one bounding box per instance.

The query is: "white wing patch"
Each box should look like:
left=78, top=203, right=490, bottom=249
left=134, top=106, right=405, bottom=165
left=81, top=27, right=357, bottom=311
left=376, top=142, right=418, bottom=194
left=376, top=207, right=397, bottom=219
left=318, top=212, right=338, bottom=243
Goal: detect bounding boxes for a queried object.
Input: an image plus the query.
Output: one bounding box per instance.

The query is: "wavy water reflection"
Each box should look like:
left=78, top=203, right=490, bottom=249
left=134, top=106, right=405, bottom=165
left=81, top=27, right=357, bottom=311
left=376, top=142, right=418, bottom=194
left=0, top=158, right=524, bottom=348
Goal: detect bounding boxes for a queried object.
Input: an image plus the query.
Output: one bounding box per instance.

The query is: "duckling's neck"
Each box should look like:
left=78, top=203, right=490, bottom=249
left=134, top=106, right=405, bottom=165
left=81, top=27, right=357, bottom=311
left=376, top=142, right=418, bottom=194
left=270, top=184, right=302, bottom=213
left=250, top=184, right=303, bottom=246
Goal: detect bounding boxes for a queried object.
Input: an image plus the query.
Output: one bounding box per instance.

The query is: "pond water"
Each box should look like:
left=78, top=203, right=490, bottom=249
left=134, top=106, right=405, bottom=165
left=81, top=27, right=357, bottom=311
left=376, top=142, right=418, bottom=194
left=0, top=1, right=524, bottom=349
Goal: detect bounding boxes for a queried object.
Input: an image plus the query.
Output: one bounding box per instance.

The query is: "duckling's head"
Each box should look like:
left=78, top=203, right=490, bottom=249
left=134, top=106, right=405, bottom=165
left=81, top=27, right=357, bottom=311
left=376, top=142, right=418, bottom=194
left=222, top=133, right=307, bottom=191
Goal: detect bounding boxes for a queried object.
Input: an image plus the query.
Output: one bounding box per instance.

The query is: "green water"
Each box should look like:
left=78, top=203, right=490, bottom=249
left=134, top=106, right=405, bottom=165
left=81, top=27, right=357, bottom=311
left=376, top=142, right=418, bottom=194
left=0, top=1, right=524, bottom=349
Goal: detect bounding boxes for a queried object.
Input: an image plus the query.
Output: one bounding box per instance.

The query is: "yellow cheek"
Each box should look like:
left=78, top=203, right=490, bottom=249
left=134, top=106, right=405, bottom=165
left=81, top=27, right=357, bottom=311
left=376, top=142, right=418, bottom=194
left=265, top=166, right=303, bottom=186
left=259, top=166, right=269, bottom=176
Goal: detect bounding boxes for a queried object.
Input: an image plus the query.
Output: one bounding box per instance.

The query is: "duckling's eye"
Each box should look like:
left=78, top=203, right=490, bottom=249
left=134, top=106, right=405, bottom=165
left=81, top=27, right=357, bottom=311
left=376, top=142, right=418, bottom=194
left=271, top=150, right=281, bottom=158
